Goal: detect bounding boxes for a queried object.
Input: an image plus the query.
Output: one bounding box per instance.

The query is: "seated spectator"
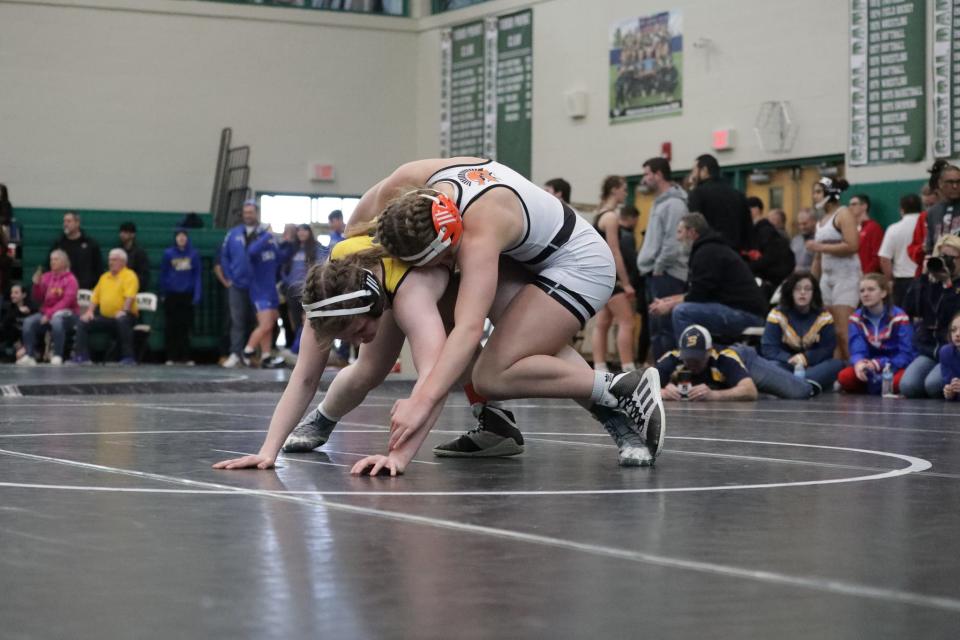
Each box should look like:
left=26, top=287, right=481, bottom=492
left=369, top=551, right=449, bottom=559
left=837, top=274, right=914, bottom=395
left=851, top=194, right=883, bottom=275
left=760, top=271, right=844, bottom=389
left=878, top=194, right=921, bottom=306
left=159, top=228, right=201, bottom=365
left=50, top=211, right=102, bottom=290
left=73, top=248, right=140, bottom=365
left=649, top=213, right=767, bottom=346
left=900, top=235, right=960, bottom=398
left=940, top=312, right=960, bottom=401
left=19, top=249, right=79, bottom=366
left=791, top=208, right=817, bottom=271
left=117, top=222, right=151, bottom=290
left=745, top=197, right=795, bottom=300
left=4, top=284, right=36, bottom=363
left=656, top=325, right=758, bottom=401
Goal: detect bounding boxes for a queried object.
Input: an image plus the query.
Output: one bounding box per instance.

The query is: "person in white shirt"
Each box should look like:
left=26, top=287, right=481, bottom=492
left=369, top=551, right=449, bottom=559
left=878, top=193, right=922, bottom=307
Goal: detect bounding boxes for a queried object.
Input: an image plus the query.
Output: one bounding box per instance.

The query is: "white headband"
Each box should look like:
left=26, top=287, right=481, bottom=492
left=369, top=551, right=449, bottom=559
left=302, top=270, right=381, bottom=319
left=399, top=192, right=454, bottom=266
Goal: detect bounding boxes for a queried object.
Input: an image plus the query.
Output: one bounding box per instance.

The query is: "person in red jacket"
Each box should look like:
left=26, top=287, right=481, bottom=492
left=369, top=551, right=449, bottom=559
left=850, top=194, right=883, bottom=274
left=907, top=166, right=947, bottom=276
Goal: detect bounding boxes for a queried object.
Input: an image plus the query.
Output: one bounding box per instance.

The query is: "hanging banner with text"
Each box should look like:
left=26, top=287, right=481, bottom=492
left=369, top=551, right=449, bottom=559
left=933, top=0, right=960, bottom=159
left=440, top=9, right=533, bottom=177
left=849, top=0, right=926, bottom=166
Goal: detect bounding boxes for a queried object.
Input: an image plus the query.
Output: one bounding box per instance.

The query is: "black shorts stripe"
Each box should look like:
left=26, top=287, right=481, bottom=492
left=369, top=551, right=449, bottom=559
left=532, top=279, right=589, bottom=328
left=534, top=274, right=596, bottom=315
left=519, top=202, right=577, bottom=266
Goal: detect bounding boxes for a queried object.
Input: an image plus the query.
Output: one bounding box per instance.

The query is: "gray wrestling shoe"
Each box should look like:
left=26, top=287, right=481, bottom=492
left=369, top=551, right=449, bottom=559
left=282, top=408, right=338, bottom=453
left=608, top=367, right=666, bottom=460
left=593, top=405, right=653, bottom=467
left=433, top=406, right=524, bottom=457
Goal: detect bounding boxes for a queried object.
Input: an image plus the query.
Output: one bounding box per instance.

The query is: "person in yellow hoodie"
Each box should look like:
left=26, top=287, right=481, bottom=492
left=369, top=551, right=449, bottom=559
left=73, top=248, right=139, bottom=365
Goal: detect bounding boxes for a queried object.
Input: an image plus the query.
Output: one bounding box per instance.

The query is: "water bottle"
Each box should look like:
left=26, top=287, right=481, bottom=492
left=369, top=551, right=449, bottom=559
left=793, top=361, right=806, bottom=380
left=881, top=363, right=895, bottom=397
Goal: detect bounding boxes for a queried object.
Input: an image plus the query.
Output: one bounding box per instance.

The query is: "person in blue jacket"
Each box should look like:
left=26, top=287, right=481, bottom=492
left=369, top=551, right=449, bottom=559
left=219, top=200, right=258, bottom=368
left=159, top=228, right=201, bottom=364
left=838, top=273, right=915, bottom=395
left=279, top=224, right=328, bottom=355
left=940, top=312, right=960, bottom=401
left=760, top=270, right=844, bottom=389
left=244, top=222, right=282, bottom=368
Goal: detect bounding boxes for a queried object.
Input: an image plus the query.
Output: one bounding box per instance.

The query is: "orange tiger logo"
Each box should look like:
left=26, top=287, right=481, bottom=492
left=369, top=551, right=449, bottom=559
left=457, top=167, right=498, bottom=186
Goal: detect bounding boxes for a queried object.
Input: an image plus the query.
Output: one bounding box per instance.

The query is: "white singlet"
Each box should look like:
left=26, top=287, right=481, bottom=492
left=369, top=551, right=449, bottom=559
left=427, top=160, right=615, bottom=326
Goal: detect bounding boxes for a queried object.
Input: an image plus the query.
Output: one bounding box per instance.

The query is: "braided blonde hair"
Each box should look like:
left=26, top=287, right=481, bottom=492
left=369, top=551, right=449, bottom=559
left=374, top=187, right=438, bottom=262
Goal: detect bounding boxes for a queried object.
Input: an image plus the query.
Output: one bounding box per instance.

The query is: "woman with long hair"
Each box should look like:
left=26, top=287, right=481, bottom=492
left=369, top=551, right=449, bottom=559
left=349, top=157, right=665, bottom=468
left=590, top=175, right=637, bottom=373
left=807, top=176, right=859, bottom=360
left=281, top=223, right=328, bottom=341
left=760, top=270, right=843, bottom=389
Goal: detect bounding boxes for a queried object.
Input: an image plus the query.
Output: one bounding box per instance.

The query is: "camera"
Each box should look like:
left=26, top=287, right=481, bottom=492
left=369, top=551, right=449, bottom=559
left=677, top=370, right=692, bottom=400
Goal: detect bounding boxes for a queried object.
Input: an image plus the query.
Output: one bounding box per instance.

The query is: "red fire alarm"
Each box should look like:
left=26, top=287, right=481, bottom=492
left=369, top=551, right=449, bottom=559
left=661, top=142, right=672, bottom=161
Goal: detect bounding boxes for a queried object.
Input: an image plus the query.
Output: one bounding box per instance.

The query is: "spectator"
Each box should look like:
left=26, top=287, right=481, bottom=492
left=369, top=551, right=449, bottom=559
left=0, top=183, right=11, bottom=227
left=50, top=211, right=102, bottom=290
left=791, top=208, right=817, bottom=271
left=159, top=228, right=202, bottom=365
left=649, top=213, right=767, bottom=346
left=808, top=177, right=859, bottom=361
left=656, top=325, right=758, bottom=401
left=0, top=226, right=11, bottom=305
left=591, top=175, right=636, bottom=372
left=276, top=224, right=298, bottom=349
left=219, top=200, right=258, bottom=368
left=745, top=196, right=795, bottom=301
left=72, top=248, right=140, bottom=365
left=244, top=223, right=283, bottom=368
left=850, top=194, right=883, bottom=275
left=636, top=156, right=688, bottom=359
left=328, top=210, right=346, bottom=250
left=907, top=162, right=948, bottom=275
left=878, top=193, right=921, bottom=306
left=837, top=274, right=914, bottom=395
left=760, top=271, right=844, bottom=390
left=687, top=154, right=753, bottom=252
left=767, top=208, right=788, bottom=237
left=543, top=178, right=572, bottom=204
left=900, top=235, right=960, bottom=398
left=117, top=222, right=150, bottom=289
left=280, top=223, right=327, bottom=346
left=939, top=312, right=960, bottom=401
left=212, top=245, right=233, bottom=361
left=618, top=205, right=649, bottom=364
left=925, top=163, right=960, bottom=254
left=3, top=284, right=36, bottom=363
left=19, top=249, right=79, bottom=366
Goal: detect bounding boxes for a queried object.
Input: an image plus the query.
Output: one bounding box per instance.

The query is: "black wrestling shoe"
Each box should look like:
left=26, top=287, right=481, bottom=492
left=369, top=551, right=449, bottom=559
left=608, top=367, right=666, bottom=459
left=433, top=406, right=524, bottom=457
left=282, top=408, right=338, bottom=453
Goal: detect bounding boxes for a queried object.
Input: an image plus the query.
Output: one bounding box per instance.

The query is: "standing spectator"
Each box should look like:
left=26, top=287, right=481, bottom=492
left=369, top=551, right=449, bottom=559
left=907, top=162, right=949, bottom=274
left=543, top=178, right=572, bottom=204
left=925, top=163, right=960, bottom=254
left=636, top=156, right=688, bottom=358
left=791, top=208, right=818, bottom=272
left=328, top=210, right=346, bottom=250
left=687, top=154, right=753, bottom=252
left=212, top=246, right=233, bottom=361
left=591, top=175, right=635, bottom=372
left=767, top=208, right=788, bottom=238
left=899, top=235, right=960, bottom=398
left=19, top=249, right=79, bottom=366
left=745, top=196, right=795, bottom=301
left=850, top=194, right=883, bottom=275
left=649, top=213, right=767, bottom=345
left=50, top=211, right=102, bottom=290
left=244, top=224, right=282, bottom=368
left=72, top=248, right=140, bottom=365
left=219, top=200, right=258, bottom=368
left=276, top=224, right=298, bottom=349
left=618, top=205, right=648, bottom=364
left=280, top=224, right=327, bottom=345
left=878, top=194, right=921, bottom=306
left=4, top=284, right=36, bottom=363
left=159, top=228, right=202, bottom=365
left=939, top=312, right=960, bottom=401
left=0, top=184, right=12, bottom=227
left=117, top=222, right=150, bottom=290
left=837, top=274, right=914, bottom=395
left=0, top=226, right=11, bottom=305
left=808, top=177, right=859, bottom=361
left=760, top=271, right=843, bottom=390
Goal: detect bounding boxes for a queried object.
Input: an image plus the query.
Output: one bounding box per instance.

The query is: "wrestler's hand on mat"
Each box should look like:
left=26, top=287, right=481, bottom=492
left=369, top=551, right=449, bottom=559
left=687, top=384, right=713, bottom=401
left=389, top=396, right=432, bottom=449
left=350, top=454, right=405, bottom=477
left=212, top=454, right=276, bottom=470
left=661, top=384, right=683, bottom=401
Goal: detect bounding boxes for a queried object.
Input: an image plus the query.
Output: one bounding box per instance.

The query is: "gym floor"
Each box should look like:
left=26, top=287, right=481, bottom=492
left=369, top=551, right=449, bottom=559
left=1, top=366, right=958, bottom=639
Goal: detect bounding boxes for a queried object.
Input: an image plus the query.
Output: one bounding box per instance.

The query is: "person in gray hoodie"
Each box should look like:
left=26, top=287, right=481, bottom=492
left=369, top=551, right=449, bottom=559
left=636, top=157, right=689, bottom=359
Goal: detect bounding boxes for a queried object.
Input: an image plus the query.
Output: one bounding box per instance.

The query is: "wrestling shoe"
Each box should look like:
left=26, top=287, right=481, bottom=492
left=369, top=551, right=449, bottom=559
left=433, top=406, right=524, bottom=457
left=607, top=367, right=666, bottom=459
left=593, top=404, right=653, bottom=467
left=282, top=408, right=338, bottom=453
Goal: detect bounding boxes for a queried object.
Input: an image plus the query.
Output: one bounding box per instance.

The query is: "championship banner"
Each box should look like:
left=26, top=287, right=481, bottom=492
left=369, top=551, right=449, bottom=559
left=609, top=11, right=683, bottom=122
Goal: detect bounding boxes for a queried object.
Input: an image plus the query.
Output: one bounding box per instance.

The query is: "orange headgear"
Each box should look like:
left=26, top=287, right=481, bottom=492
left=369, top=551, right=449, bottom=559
left=400, top=189, right=464, bottom=266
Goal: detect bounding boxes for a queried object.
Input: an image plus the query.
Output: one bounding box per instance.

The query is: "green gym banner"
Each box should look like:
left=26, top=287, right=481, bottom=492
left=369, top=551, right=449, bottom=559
left=849, top=0, right=927, bottom=165
left=933, top=0, right=960, bottom=159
